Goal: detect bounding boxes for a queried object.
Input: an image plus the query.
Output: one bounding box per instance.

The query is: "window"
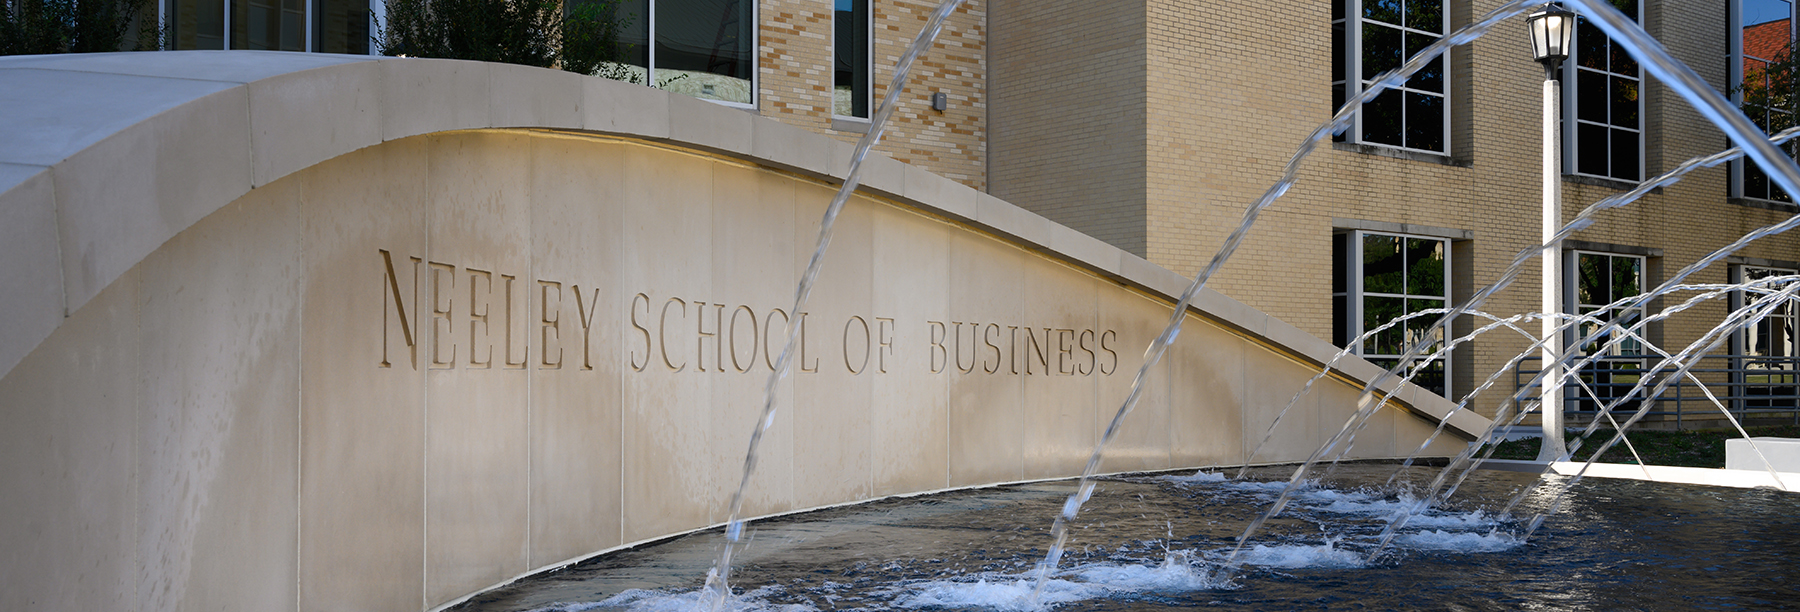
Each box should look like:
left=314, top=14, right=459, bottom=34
left=163, top=0, right=368, bottom=52
left=834, top=0, right=870, bottom=119
left=1734, top=265, right=1798, bottom=407
left=1569, top=252, right=1646, bottom=410
left=610, top=0, right=757, bottom=106
left=1732, top=0, right=1798, bottom=202
left=1334, top=230, right=1450, bottom=396
left=1565, top=0, right=1643, bottom=182
left=1332, top=0, right=1449, bottom=154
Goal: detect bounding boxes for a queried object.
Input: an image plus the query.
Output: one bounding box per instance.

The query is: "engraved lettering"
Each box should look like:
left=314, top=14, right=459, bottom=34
left=502, top=274, right=527, bottom=368
left=798, top=312, right=819, bottom=373
left=660, top=297, right=687, bottom=372
left=1077, top=329, right=1096, bottom=375
left=379, top=250, right=418, bottom=369
left=1024, top=327, right=1050, bottom=375
left=843, top=316, right=871, bottom=374
left=1057, top=328, right=1075, bottom=375
left=876, top=317, right=895, bottom=373
left=927, top=321, right=947, bottom=373
left=952, top=321, right=976, bottom=374
left=693, top=302, right=722, bottom=373
left=629, top=293, right=651, bottom=371
left=468, top=268, right=492, bottom=368
left=729, top=305, right=757, bottom=373
left=762, top=308, right=789, bottom=370
left=573, top=285, right=599, bottom=371
left=982, top=323, right=1001, bottom=374
left=1007, top=325, right=1021, bottom=375
left=538, top=281, right=562, bottom=369
left=429, top=262, right=456, bottom=369
left=1100, top=330, right=1119, bottom=375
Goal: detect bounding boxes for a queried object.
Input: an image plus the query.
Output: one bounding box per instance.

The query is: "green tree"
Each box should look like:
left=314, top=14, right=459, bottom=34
left=1, top=0, right=160, bottom=55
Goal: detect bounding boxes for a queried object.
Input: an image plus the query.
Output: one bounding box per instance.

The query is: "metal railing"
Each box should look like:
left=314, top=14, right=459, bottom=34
left=1513, top=354, right=1800, bottom=429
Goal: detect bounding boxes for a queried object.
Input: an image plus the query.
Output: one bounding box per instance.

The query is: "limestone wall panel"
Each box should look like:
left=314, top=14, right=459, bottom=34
left=135, top=175, right=303, bottom=612
left=525, top=135, right=627, bottom=567
left=868, top=203, right=952, bottom=495
left=298, top=137, right=431, bottom=612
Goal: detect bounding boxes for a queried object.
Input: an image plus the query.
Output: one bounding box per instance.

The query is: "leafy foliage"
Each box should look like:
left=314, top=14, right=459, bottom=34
left=374, top=0, right=631, bottom=76
left=1, top=0, right=160, bottom=55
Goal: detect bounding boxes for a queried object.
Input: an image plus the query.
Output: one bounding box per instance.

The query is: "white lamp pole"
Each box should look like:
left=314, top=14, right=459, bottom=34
left=1528, top=4, right=1576, bottom=461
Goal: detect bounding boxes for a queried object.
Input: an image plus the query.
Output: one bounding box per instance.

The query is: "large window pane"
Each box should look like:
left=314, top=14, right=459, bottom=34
left=1337, top=231, right=1454, bottom=397
left=834, top=0, right=869, bottom=118
left=234, top=0, right=305, bottom=51
left=316, top=0, right=370, bottom=54
left=172, top=0, right=227, bottom=49
left=655, top=0, right=754, bottom=104
left=1569, top=8, right=1641, bottom=182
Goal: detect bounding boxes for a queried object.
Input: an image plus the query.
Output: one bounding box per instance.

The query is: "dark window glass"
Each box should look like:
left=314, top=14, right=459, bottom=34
left=834, top=0, right=870, bottom=118
left=1362, top=23, right=1402, bottom=80
left=172, top=0, right=227, bottom=49
left=1363, top=88, right=1405, bottom=146
left=1577, top=123, right=1610, bottom=175
left=656, top=0, right=754, bottom=104
left=1365, top=296, right=1406, bottom=354
left=1405, top=32, right=1441, bottom=92
left=1405, top=91, right=1443, bottom=151
left=1363, top=234, right=1404, bottom=294
left=233, top=0, right=304, bottom=51
left=1405, top=0, right=1441, bottom=32
left=1405, top=237, right=1444, bottom=296
left=1570, top=10, right=1641, bottom=182
left=1611, top=128, right=1640, bottom=181
left=316, top=0, right=369, bottom=53
left=1611, top=76, right=1638, bottom=128
left=1365, top=0, right=1401, bottom=24
left=1577, top=70, right=1607, bottom=122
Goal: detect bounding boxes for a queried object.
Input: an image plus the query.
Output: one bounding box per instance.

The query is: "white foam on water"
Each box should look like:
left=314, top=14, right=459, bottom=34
left=1161, top=470, right=1228, bottom=483
left=1232, top=541, right=1366, bottom=569
left=533, top=585, right=818, bottom=612
left=1400, top=509, right=1500, bottom=530
left=889, top=553, right=1224, bottom=610
left=1392, top=529, right=1522, bottom=553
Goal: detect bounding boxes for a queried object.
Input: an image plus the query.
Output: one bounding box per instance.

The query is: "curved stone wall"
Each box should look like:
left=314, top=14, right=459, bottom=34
left=0, top=53, right=1485, bottom=611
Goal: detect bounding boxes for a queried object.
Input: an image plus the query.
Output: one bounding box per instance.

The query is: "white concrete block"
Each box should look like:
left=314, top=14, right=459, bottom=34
left=0, top=49, right=373, bottom=83
left=0, top=164, right=64, bottom=378
left=489, top=64, right=583, bottom=129
left=54, top=86, right=254, bottom=313
left=248, top=60, right=382, bottom=187
left=583, top=77, right=670, bottom=139
left=380, top=58, right=491, bottom=141
left=751, top=116, right=831, bottom=177
left=0, top=68, right=236, bottom=167
left=666, top=94, right=751, bottom=155
left=904, top=164, right=977, bottom=221
left=975, top=192, right=1051, bottom=248
left=1726, top=437, right=1800, bottom=472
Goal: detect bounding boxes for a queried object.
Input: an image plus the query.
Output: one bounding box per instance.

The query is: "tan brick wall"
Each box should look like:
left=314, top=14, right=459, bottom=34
left=756, top=0, right=987, bottom=190
left=986, top=0, right=1149, bottom=256
left=751, top=0, right=1800, bottom=422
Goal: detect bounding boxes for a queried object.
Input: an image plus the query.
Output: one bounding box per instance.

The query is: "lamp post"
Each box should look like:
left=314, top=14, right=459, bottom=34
left=1528, top=4, right=1576, bottom=462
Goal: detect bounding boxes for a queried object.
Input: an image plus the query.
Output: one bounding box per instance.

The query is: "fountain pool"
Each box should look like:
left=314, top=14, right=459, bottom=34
left=453, top=464, right=1800, bottom=611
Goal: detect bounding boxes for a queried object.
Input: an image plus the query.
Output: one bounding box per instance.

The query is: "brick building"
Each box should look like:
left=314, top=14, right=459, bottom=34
left=150, top=0, right=1800, bottom=424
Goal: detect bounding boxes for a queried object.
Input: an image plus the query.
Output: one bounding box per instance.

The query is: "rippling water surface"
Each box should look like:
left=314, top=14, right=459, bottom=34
left=457, top=465, right=1800, bottom=611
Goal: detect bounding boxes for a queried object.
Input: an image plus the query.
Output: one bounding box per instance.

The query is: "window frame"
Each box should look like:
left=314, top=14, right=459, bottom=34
left=641, top=0, right=759, bottom=109
left=1730, top=264, right=1800, bottom=409
left=1334, top=229, right=1454, bottom=397
left=832, top=0, right=873, bottom=121
left=1562, top=0, right=1646, bottom=183
left=1566, top=250, right=1648, bottom=411
left=1729, top=0, right=1798, bottom=202
left=1333, top=0, right=1453, bottom=156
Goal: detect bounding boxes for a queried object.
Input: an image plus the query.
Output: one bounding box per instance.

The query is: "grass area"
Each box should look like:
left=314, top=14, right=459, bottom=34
left=1481, top=425, right=1800, bottom=468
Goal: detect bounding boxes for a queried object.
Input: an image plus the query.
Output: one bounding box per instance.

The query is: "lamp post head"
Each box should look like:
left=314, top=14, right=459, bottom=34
left=1527, top=3, right=1577, bottom=69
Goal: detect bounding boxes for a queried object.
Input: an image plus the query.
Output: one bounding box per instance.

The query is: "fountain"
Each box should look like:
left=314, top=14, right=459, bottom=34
left=439, top=0, right=1800, bottom=610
